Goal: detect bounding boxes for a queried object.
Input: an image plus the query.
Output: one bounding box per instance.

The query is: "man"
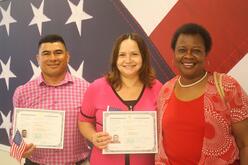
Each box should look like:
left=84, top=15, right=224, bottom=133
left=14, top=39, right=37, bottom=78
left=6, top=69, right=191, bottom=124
left=11, top=34, right=90, bottom=165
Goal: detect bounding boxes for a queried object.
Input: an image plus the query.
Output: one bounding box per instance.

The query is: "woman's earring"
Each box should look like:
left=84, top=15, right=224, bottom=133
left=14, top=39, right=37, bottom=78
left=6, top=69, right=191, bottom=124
left=207, top=60, right=210, bottom=66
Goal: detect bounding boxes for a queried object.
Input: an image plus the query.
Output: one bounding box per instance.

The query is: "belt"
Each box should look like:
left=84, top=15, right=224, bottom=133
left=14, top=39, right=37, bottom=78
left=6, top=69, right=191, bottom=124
left=25, top=158, right=86, bottom=165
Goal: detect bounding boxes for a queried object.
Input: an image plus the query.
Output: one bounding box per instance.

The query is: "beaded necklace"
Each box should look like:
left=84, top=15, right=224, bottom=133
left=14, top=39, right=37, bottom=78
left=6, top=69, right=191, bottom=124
left=178, top=72, right=208, bottom=88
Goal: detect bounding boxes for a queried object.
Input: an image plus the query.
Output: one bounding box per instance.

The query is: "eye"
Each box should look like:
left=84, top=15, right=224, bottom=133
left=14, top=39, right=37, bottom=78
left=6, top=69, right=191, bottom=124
left=192, top=49, right=203, bottom=56
left=54, top=50, right=64, bottom=55
left=131, top=52, right=139, bottom=56
left=118, top=53, right=126, bottom=57
left=176, top=48, right=186, bottom=54
left=41, top=51, right=51, bottom=56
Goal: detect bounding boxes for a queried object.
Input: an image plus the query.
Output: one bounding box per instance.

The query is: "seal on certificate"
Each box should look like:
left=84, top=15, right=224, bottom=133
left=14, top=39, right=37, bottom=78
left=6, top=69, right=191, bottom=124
left=21, top=129, right=27, bottom=138
left=111, top=134, right=120, bottom=143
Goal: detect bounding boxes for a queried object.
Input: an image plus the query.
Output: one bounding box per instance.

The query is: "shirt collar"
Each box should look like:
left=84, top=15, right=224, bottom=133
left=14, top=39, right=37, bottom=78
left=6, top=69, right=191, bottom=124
left=37, top=72, right=73, bottom=86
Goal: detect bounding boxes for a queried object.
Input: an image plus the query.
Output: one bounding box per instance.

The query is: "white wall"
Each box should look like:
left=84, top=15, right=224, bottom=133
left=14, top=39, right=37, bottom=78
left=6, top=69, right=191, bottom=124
left=228, top=53, right=248, bottom=93
left=0, top=146, right=23, bottom=165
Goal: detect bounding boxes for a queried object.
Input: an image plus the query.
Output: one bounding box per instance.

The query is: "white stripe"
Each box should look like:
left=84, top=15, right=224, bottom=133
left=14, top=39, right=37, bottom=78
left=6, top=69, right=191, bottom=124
left=121, top=0, right=178, bottom=35
left=0, top=144, right=10, bottom=151
left=228, top=53, right=248, bottom=93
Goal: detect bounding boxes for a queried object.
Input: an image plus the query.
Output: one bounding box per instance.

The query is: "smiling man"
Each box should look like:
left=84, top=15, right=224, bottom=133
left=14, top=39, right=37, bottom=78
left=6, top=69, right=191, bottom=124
left=11, top=34, right=90, bottom=165
left=37, top=37, right=70, bottom=85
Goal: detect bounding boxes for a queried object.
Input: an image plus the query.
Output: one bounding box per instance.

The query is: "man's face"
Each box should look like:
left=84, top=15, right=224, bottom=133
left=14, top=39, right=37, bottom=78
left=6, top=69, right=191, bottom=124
left=21, top=130, right=27, bottom=138
left=37, top=42, right=70, bottom=82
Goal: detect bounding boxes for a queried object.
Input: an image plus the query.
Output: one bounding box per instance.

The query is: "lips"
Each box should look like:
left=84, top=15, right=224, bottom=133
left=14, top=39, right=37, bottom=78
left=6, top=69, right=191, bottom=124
left=182, top=62, right=195, bottom=69
left=123, top=64, right=136, bottom=68
left=47, top=64, right=60, bottom=68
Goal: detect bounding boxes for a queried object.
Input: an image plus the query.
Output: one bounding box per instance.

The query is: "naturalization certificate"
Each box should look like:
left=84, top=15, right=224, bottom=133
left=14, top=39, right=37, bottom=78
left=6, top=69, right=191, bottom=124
left=13, top=108, right=65, bottom=149
left=103, top=111, right=157, bottom=154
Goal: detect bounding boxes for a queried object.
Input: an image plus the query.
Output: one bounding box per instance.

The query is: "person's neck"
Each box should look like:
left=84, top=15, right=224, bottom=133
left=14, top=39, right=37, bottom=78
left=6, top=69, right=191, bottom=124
left=42, top=73, right=67, bottom=86
left=178, top=71, right=207, bottom=88
left=121, top=76, right=142, bottom=88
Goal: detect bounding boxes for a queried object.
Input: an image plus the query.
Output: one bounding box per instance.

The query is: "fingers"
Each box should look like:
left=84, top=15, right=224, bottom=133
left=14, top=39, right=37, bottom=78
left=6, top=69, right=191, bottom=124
left=22, top=143, right=36, bottom=158
left=92, top=132, right=112, bottom=149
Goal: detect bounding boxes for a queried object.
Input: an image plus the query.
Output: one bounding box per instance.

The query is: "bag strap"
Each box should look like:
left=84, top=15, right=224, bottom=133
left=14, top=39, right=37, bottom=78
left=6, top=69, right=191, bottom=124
left=213, top=72, right=225, bottom=103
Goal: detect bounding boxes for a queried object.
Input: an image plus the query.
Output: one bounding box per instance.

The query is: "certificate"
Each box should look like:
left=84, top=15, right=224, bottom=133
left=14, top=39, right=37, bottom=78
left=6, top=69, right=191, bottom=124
left=13, top=108, right=65, bottom=149
left=103, top=111, right=157, bottom=154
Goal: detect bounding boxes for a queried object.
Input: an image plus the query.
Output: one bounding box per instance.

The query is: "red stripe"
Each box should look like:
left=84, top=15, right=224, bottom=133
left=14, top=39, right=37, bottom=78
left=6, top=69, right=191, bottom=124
left=150, top=0, right=248, bottom=73
left=10, top=142, right=26, bottom=161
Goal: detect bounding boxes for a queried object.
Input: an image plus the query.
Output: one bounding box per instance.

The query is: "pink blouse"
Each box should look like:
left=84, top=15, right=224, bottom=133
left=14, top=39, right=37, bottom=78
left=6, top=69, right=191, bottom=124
left=79, top=77, right=162, bottom=165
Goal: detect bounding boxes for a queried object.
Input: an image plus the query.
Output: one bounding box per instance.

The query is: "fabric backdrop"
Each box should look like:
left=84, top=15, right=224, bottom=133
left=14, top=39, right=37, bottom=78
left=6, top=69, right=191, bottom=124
left=1, top=0, right=247, bottom=149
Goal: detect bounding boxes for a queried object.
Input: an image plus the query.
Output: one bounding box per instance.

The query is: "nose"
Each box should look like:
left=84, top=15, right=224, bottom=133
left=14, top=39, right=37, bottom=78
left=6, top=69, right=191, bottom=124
left=185, top=49, right=193, bottom=56
left=182, top=49, right=196, bottom=58
left=125, top=54, right=132, bottom=62
left=49, top=53, right=57, bottom=60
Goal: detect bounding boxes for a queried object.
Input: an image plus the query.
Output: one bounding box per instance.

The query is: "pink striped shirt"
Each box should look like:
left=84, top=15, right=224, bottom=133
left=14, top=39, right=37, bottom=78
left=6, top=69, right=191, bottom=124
left=12, top=72, right=90, bottom=165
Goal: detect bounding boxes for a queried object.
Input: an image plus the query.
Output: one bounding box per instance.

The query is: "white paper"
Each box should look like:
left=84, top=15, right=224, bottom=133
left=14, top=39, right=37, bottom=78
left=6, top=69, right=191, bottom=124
left=103, top=111, right=157, bottom=154
left=13, top=108, right=65, bottom=149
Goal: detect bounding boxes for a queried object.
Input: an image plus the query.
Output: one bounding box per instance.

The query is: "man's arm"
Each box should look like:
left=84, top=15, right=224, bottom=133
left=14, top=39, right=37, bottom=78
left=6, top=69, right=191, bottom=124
left=11, top=87, right=36, bottom=158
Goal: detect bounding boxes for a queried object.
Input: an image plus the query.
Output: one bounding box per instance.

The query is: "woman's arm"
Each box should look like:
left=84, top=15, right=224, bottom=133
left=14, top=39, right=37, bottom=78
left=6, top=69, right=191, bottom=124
left=232, top=118, right=248, bottom=165
left=78, top=121, right=111, bottom=149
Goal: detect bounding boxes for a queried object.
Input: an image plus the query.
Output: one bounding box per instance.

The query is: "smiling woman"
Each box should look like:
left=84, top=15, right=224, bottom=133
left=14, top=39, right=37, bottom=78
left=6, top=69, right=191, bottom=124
left=116, top=38, right=142, bottom=80
left=78, top=33, right=162, bottom=165
left=155, top=23, right=248, bottom=165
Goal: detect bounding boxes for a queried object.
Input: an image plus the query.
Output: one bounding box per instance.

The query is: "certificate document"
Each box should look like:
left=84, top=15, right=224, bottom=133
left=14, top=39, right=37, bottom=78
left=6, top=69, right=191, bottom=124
left=103, top=111, right=157, bottom=154
left=13, top=108, right=65, bottom=149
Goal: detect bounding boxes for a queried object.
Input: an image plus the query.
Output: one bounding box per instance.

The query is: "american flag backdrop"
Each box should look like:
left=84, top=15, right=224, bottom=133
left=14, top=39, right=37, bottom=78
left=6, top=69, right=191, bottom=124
left=0, top=0, right=248, bottom=150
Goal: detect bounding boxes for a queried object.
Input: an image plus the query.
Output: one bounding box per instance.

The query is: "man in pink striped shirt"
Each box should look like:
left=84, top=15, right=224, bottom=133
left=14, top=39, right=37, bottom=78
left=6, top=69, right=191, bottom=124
left=11, top=34, right=90, bottom=165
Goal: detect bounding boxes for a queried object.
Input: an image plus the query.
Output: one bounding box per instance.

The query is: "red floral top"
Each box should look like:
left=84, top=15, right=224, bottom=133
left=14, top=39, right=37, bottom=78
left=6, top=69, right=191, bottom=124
left=155, top=73, right=248, bottom=165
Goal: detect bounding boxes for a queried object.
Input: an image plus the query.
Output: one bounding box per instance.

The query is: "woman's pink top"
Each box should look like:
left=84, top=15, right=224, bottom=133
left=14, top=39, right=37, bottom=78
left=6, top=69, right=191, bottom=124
left=79, top=77, right=162, bottom=165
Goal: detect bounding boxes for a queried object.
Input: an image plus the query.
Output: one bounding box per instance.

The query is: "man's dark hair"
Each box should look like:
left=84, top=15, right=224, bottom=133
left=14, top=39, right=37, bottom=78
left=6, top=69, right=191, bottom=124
left=38, top=34, right=67, bottom=50
left=171, top=23, right=212, bottom=54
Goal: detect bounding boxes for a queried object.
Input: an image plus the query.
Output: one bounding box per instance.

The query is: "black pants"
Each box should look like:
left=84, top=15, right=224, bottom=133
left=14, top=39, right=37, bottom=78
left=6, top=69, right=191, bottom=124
left=24, top=158, right=85, bottom=165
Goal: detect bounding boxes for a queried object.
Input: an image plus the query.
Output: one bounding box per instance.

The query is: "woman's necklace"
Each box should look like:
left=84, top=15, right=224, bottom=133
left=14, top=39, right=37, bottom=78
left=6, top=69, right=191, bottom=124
left=178, top=72, right=208, bottom=88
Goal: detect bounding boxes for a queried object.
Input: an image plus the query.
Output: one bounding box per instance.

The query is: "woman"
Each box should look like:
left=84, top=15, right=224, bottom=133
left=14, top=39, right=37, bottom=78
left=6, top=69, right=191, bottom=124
left=155, top=23, right=248, bottom=165
left=78, top=33, right=162, bottom=165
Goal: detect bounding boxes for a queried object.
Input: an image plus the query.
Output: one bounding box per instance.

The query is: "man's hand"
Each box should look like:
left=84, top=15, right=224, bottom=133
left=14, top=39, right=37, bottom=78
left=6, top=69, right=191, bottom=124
left=22, top=143, right=36, bottom=158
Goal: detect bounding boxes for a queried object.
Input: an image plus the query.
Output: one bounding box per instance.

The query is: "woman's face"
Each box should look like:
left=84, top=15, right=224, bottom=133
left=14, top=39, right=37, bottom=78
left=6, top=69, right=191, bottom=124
left=116, top=39, right=143, bottom=79
left=174, top=34, right=207, bottom=79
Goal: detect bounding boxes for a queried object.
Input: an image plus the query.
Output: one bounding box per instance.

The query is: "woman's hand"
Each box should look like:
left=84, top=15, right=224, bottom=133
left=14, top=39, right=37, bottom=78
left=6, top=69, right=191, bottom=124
left=91, top=132, right=112, bottom=149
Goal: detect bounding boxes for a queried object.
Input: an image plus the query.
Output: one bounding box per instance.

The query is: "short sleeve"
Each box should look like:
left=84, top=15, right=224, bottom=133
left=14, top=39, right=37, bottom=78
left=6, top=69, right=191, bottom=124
left=13, top=86, right=22, bottom=108
left=78, top=81, right=97, bottom=123
left=224, top=75, right=248, bottom=123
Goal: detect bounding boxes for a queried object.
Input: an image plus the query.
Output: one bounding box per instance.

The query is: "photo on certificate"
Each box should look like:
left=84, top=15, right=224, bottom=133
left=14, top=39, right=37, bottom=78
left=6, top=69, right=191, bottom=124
left=103, top=110, right=158, bottom=154
left=12, top=108, right=65, bottom=149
